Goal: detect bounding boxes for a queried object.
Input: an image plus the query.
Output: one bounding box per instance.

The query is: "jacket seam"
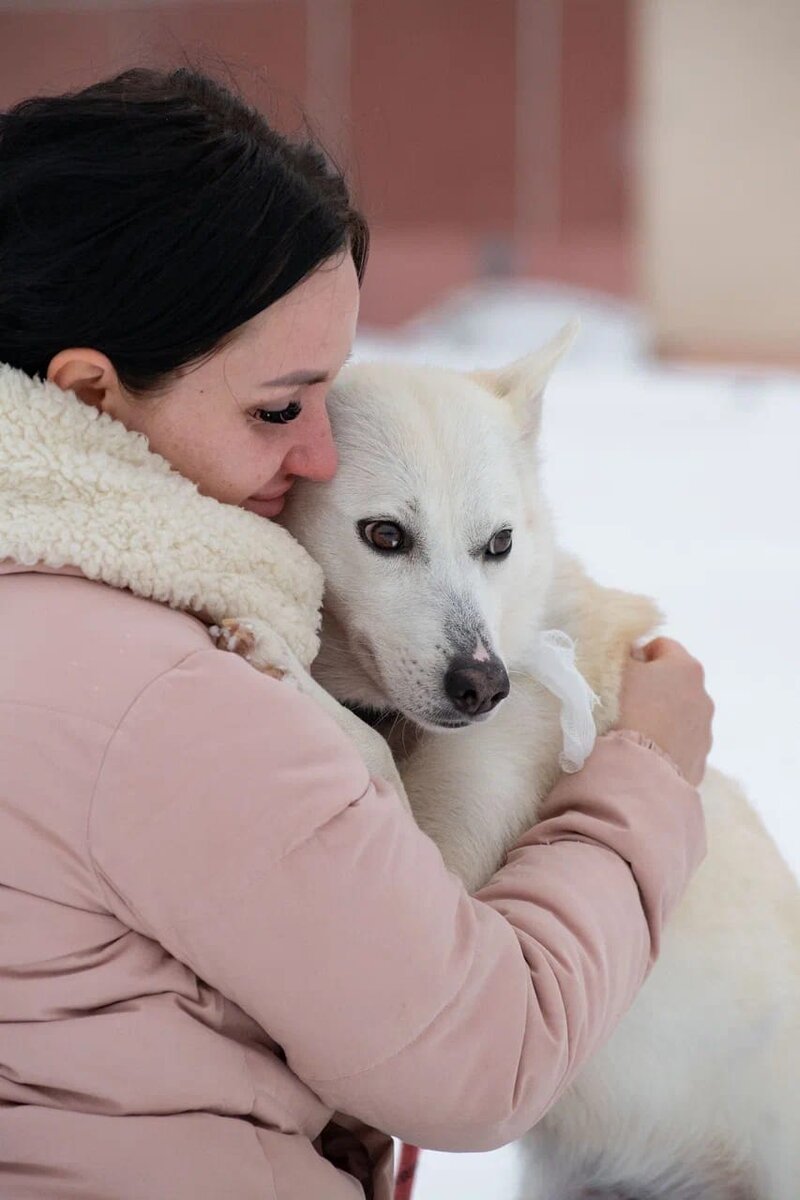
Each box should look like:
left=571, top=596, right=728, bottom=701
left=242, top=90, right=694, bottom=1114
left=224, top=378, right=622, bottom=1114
left=0, top=698, right=117, bottom=731
left=84, top=648, right=371, bottom=929
left=247, top=1125, right=279, bottom=1200
left=84, top=648, right=219, bottom=906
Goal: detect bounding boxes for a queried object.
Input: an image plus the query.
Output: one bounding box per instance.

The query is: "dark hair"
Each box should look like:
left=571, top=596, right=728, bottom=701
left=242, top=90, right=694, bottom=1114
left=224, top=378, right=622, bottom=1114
left=0, top=67, right=368, bottom=393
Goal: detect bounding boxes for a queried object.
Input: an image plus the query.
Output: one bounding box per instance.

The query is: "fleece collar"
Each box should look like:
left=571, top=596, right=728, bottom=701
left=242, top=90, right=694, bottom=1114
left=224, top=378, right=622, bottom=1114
left=0, top=362, right=324, bottom=675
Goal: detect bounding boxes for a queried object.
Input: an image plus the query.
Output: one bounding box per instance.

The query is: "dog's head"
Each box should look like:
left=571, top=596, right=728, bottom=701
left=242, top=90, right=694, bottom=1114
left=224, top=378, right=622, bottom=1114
left=281, top=324, right=577, bottom=731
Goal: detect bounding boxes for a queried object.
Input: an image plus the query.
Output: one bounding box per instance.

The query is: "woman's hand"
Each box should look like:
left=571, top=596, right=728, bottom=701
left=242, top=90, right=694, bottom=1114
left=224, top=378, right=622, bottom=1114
left=617, top=637, right=714, bottom=785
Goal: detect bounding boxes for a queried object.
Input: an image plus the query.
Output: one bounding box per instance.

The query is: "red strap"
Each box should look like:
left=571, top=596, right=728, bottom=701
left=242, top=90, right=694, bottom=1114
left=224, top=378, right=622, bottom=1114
left=394, top=1142, right=420, bottom=1200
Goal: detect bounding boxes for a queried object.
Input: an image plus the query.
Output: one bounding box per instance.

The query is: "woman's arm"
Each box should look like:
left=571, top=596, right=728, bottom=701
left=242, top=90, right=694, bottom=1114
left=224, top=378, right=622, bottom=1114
left=88, top=648, right=704, bottom=1152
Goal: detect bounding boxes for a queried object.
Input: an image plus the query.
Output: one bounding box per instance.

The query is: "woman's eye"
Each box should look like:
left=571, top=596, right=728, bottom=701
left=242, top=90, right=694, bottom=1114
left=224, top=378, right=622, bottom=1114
left=251, top=400, right=302, bottom=425
left=358, top=519, right=411, bottom=554
left=486, top=528, right=513, bottom=558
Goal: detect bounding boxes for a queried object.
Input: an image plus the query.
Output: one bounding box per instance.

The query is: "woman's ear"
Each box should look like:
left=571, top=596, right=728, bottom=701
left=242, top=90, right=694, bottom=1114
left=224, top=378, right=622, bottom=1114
left=47, top=349, right=124, bottom=416
left=471, top=319, right=580, bottom=442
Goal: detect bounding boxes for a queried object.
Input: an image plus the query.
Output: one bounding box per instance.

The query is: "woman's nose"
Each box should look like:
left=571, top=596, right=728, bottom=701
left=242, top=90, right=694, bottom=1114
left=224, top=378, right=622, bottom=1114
left=282, top=404, right=338, bottom=482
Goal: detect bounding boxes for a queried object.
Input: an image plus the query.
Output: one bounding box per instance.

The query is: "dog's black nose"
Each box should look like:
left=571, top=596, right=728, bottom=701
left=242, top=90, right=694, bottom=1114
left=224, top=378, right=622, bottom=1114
left=444, top=656, right=510, bottom=717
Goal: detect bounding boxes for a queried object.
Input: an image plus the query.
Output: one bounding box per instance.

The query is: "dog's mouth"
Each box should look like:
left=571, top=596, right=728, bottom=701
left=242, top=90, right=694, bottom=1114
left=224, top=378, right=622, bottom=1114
left=391, top=702, right=503, bottom=735
left=345, top=704, right=476, bottom=737
left=420, top=710, right=496, bottom=731
left=417, top=715, right=471, bottom=732
left=345, top=695, right=474, bottom=734
left=346, top=631, right=508, bottom=732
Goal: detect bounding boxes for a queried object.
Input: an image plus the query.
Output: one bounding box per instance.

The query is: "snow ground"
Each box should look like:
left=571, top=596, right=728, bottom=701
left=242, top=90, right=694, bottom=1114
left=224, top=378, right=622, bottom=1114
left=354, top=282, right=800, bottom=1199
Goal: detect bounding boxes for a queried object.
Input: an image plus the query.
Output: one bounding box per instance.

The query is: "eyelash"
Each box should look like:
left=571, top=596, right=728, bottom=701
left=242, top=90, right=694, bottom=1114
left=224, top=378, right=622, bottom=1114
left=250, top=400, right=303, bottom=426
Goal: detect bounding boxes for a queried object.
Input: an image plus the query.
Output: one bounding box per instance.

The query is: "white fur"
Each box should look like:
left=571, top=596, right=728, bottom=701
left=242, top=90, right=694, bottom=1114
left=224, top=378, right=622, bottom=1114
left=283, top=329, right=800, bottom=1199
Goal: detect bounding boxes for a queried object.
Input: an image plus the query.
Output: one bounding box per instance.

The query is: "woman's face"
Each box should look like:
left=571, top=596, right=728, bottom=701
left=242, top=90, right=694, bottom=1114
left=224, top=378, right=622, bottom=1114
left=51, top=253, right=360, bottom=519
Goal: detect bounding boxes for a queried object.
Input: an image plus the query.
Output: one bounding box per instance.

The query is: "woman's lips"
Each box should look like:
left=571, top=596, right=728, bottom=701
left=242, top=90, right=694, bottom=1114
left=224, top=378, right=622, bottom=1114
left=243, top=488, right=290, bottom=519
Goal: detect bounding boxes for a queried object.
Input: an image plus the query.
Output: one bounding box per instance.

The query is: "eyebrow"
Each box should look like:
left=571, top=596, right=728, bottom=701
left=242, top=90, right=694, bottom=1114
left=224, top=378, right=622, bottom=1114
left=259, top=370, right=331, bottom=388
left=259, top=352, right=353, bottom=389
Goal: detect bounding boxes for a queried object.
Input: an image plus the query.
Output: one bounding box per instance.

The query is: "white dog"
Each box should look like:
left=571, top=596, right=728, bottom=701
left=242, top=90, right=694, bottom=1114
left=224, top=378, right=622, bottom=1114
left=281, top=328, right=800, bottom=1200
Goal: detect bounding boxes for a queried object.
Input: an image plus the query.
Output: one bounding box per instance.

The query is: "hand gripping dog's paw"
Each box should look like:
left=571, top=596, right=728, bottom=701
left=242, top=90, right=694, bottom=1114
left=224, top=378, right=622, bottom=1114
left=209, top=619, right=287, bottom=680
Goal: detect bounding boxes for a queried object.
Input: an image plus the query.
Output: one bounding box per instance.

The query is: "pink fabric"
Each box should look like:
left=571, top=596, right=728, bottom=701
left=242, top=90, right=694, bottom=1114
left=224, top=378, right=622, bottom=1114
left=0, top=562, right=706, bottom=1198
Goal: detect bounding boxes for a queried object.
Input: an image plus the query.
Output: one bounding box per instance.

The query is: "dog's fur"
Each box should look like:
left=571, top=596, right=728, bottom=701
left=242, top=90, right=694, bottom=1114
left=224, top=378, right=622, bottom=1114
left=281, top=330, right=800, bottom=1199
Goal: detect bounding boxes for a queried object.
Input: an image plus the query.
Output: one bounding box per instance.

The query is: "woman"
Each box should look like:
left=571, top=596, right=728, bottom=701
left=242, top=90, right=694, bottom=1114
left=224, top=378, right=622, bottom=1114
left=0, top=69, right=710, bottom=1199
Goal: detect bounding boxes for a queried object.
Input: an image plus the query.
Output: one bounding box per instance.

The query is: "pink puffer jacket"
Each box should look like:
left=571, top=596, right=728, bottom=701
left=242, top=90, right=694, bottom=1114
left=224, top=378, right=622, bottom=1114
left=0, top=560, right=705, bottom=1199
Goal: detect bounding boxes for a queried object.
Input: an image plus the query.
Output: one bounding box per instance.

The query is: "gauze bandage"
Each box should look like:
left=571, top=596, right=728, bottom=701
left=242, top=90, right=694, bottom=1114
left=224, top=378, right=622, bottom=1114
left=526, top=629, right=599, bottom=773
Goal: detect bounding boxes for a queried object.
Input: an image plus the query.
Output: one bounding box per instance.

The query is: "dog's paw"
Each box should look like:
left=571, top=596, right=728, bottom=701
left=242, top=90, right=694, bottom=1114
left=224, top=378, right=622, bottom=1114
left=209, top=618, right=287, bottom=681
left=209, top=618, right=257, bottom=658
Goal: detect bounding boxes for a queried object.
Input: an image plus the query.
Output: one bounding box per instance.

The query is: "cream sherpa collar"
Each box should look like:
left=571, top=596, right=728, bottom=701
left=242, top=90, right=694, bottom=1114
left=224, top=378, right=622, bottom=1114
left=0, top=361, right=409, bottom=798
left=0, top=361, right=323, bottom=675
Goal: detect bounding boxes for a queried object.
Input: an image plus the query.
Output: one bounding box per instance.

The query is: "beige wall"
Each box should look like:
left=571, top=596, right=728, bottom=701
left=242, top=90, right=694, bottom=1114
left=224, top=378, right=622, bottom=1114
left=636, top=0, right=800, bottom=364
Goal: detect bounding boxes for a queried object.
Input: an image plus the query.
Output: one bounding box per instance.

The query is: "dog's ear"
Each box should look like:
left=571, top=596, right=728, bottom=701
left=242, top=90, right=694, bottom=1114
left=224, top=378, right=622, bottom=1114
left=471, top=320, right=579, bottom=440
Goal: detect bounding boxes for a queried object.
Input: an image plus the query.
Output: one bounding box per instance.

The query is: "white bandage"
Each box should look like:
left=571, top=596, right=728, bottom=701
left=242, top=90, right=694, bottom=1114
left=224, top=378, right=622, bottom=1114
left=526, top=629, right=599, bottom=773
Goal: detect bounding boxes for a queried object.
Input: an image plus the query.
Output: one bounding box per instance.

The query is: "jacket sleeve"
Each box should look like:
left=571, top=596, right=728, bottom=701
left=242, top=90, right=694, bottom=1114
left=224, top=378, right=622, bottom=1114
left=88, top=648, right=706, bottom=1152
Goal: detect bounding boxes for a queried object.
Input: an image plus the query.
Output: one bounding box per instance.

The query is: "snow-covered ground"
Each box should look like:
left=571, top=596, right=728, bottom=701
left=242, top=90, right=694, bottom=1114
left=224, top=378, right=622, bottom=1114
left=354, top=282, right=800, bottom=1199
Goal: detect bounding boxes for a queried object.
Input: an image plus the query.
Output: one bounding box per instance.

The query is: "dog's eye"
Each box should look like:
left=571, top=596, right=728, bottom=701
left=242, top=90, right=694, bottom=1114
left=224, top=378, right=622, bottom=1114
left=486, top=529, right=513, bottom=558
left=358, top=519, right=411, bottom=553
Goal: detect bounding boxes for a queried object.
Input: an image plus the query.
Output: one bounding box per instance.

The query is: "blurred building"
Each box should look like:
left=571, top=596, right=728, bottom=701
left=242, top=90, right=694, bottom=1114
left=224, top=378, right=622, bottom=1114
left=1, top=0, right=797, bottom=363
left=637, top=0, right=800, bottom=367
